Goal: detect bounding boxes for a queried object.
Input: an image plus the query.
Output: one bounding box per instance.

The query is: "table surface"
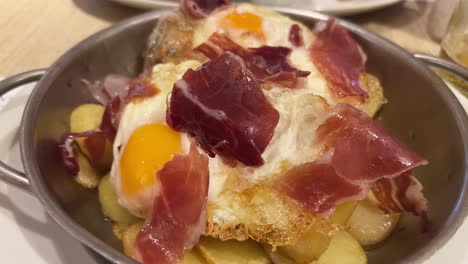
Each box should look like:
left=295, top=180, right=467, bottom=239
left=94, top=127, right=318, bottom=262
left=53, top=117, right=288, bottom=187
left=0, top=0, right=446, bottom=76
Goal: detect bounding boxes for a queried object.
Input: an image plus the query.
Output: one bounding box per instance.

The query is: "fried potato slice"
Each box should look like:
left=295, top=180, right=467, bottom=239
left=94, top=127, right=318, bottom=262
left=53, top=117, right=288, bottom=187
left=122, top=221, right=144, bottom=259
left=70, top=104, right=113, bottom=171
left=347, top=199, right=400, bottom=247
left=75, top=152, right=101, bottom=188
left=314, top=231, right=367, bottom=264
left=329, top=201, right=359, bottom=225
left=70, top=104, right=104, bottom=132
left=98, top=174, right=139, bottom=224
left=112, top=223, right=131, bottom=240
left=183, top=249, right=208, bottom=264
left=359, top=73, right=386, bottom=118
left=197, top=236, right=270, bottom=264
left=278, top=222, right=331, bottom=263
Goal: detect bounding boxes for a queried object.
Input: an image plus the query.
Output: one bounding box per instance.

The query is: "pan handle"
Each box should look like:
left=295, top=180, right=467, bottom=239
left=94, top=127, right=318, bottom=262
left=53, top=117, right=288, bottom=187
left=0, top=69, right=46, bottom=192
left=414, top=53, right=468, bottom=81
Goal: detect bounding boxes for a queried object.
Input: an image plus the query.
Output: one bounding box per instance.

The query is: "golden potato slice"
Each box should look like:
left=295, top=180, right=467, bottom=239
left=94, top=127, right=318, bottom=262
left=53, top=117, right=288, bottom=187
left=122, top=221, right=144, bottom=259
left=315, top=231, right=367, bottom=264
left=359, top=73, right=386, bottom=118
left=197, top=236, right=270, bottom=264
left=183, top=249, right=208, bottom=264
left=347, top=199, right=400, bottom=247
left=263, top=245, right=295, bottom=264
left=329, top=201, right=358, bottom=225
left=98, top=174, right=140, bottom=224
left=75, top=152, right=101, bottom=188
left=69, top=104, right=113, bottom=171
left=112, top=223, right=131, bottom=240
left=70, top=104, right=105, bottom=132
left=278, top=222, right=330, bottom=263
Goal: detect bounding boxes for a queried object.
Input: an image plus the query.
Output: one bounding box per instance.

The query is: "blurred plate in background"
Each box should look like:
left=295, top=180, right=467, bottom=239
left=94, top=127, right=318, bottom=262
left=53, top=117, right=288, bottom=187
left=109, top=0, right=403, bottom=15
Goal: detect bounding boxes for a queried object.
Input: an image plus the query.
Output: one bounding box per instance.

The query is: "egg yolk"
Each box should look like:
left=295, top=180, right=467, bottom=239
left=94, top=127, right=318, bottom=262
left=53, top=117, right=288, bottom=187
left=221, top=11, right=264, bottom=37
left=120, top=124, right=181, bottom=195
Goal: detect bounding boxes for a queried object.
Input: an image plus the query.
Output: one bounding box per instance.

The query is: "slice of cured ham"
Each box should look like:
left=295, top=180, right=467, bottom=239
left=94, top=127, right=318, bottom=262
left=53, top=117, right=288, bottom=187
left=135, top=143, right=209, bottom=264
left=370, top=172, right=428, bottom=217
left=278, top=162, right=366, bottom=214
left=181, top=0, right=230, bottom=19
left=277, top=103, right=428, bottom=217
left=310, top=19, right=368, bottom=98
left=195, top=33, right=310, bottom=87
left=289, top=24, right=304, bottom=47
left=58, top=131, right=106, bottom=176
left=316, top=103, right=428, bottom=183
left=167, top=52, right=280, bottom=166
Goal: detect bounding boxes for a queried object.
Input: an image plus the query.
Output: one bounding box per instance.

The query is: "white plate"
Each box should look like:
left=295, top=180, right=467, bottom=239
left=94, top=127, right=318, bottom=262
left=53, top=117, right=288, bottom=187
left=109, top=0, right=403, bottom=16
left=0, top=78, right=466, bottom=263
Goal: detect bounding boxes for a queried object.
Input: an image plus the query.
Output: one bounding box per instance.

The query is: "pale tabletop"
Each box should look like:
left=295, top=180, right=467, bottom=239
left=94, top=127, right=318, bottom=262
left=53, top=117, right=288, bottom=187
left=0, top=0, right=443, bottom=77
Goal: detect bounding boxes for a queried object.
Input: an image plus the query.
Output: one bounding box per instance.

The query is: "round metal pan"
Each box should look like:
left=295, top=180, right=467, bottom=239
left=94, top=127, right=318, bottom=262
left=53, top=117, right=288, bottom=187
left=0, top=7, right=467, bottom=264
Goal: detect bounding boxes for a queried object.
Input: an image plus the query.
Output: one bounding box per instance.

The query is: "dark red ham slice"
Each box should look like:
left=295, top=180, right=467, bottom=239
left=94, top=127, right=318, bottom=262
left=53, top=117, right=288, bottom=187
left=58, top=131, right=105, bottom=176
left=181, top=0, right=230, bottom=19
left=277, top=103, right=428, bottom=218
left=371, top=172, right=428, bottom=217
left=310, top=19, right=368, bottom=98
left=59, top=133, right=80, bottom=176
left=100, top=97, right=121, bottom=142
left=318, top=103, right=428, bottom=183
left=135, top=143, right=209, bottom=264
left=278, top=162, right=366, bottom=214
left=167, top=52, right=279, bottom=166
left=289, top=24, right=304, bottom=47
left=195, top=33, right=310, bottom=87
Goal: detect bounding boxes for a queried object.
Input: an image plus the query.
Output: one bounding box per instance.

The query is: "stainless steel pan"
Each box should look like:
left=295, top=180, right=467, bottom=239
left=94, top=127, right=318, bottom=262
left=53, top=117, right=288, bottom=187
left=0, top=8, right=467, bottom=264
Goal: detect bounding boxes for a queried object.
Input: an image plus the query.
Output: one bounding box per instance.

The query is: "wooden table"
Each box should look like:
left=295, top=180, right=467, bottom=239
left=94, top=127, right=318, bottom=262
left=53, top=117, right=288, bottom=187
left=0, top=0, right=443, bottom=77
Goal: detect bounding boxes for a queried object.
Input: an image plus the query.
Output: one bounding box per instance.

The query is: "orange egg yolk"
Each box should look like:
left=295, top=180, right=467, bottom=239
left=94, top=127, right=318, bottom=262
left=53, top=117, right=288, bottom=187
left=221, top=11, right=264, bottom=37
left=120, top=124, right=181, bottom=195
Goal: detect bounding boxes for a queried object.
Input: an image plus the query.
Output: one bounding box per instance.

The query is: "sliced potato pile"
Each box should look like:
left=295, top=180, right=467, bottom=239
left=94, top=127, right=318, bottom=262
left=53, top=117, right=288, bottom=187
left=98, top=174, right=139, bottom=224
left=197, top=236, right=270, bottom=264
left=347, top=199, right=400, bottom=247
left=111, top=198, right=400, bottom=263
left=314, top=231, right=367, bottom=264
